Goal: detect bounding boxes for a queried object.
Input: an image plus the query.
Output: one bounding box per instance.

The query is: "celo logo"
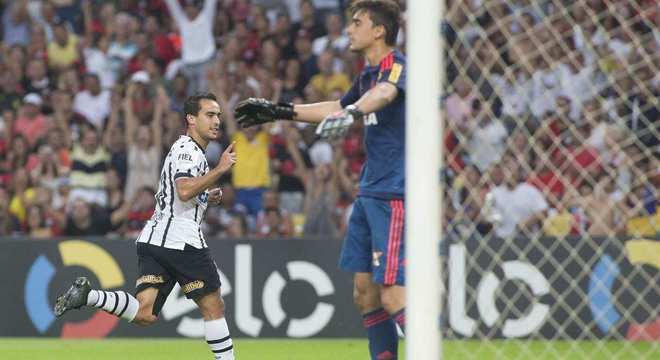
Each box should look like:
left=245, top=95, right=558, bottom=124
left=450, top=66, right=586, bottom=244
left=25, top=240, right=124, bottom=337
left=588, top=239, right=660, bottom=340
left=162, top=245, right=335, bottom=338
left=449, top=243, right=550, bottom=338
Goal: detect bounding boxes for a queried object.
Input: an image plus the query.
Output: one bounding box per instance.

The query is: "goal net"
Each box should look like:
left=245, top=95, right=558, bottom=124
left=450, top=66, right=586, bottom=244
left=441, top=0, right=658, bottom=357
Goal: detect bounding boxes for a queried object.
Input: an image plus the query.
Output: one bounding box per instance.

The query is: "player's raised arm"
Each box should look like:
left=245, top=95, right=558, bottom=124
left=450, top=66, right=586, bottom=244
left=175, top=142, right=236, bottom=202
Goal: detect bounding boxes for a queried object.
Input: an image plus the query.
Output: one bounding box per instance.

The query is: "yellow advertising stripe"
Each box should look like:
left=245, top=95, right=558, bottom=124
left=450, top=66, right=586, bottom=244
left=626, top=239, right=660, bottom=269
left=59, top=240, right=125, bottom=288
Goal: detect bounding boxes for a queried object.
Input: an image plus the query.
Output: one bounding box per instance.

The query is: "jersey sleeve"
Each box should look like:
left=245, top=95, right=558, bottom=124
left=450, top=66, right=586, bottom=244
left=340, top=77, right=361, bottom=108
left=377, top=55, right=406, bottom=93
left=173, top=146, right=202, bottom=180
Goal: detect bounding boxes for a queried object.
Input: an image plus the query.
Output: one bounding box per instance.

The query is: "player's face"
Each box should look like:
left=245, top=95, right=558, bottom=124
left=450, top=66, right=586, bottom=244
left=347, top=10, right=381, bottom=52
left=191, top=99, right=222, bottom=141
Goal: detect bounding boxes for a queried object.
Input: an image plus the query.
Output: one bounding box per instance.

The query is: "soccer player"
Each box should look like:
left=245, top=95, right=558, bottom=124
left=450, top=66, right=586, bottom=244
left=234, top=1, right=405, bottom=358
left=54, top=93, right=238, bottom=360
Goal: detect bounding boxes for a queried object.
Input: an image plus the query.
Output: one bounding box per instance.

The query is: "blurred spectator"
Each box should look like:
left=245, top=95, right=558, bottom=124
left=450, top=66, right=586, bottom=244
left=445, top=76, right=476, bottom=137
left=25, top=204, right=53, bottom=239
left=0, top=186, right=21, bottom=237
left=51, top=89, right=87, bottom=143
left=47, top=18, right=79, bottom=70
left=5, top=134, right=30, bottom=176
left=217, top=84, right=272, bottom=216
left=309, top=50, right=350, bottom=99
left=204, top=183, right=248, bottom=238
left=69, top=126, right=110, bottom=206
left=294, top=29, right=319, bottom=88
left=23, top=59, right=54, bottom=97
left=28, top=143, right=68, bottom=190
left=105, top=168, right=125, bottom=218
left=0, top=71, right=22, bottom=112
left=466, top=99, right=507, bottom=172
left=64, top=198, right=126, bottom=236
left=256, top=189, right=293, bottom=238
left=124, top=186, right=156, bottom=238
left=82, top=35, right=116, bottom=90
left=13, top=93, right=48, bottom=148
left=165, top=0, right=218, bottom=93
left=312, top=12, right=348, bottom=55
left=291, top=0, right=325, bottom=40
left=73, top=73, right=111, bottom=129
left=488, top=155, right=549, bottom=238
left=283, top=124, right=338, bottom=237
left=2, top=0, right=30, bottom=46
left=119, top=82, right=164, bottom=201
left=8, top=167, right=35, bottom=224
left=107, top=12, right=138, bottom=73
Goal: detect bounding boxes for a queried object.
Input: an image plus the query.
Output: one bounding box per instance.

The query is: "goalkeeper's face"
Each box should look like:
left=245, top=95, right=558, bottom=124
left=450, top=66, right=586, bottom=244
left=347, top=11, right=379, bottom=52
left=190, top=99, right=222, bottom=141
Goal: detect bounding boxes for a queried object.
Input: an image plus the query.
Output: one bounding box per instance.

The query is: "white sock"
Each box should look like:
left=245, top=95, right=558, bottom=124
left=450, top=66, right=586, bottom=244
left=87, top=290, right=139, bottom=322
left=205, top=318, right=234, bottom=360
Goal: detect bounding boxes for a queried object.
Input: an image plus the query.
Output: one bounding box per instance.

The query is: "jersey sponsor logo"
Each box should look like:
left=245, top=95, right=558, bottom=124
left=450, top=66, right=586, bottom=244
left=178, top=153, right=193, bottom=162
left=388, top=63, right=403, bottom=83
left=182, top=280, right=205, bottom=294
left=364, top=113, right=379, bottom=126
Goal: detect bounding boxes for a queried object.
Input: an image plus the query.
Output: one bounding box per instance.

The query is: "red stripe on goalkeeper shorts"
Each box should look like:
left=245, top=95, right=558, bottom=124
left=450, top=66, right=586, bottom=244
left=391, top=200, right=404, bottom=284
left=385, top=200, right=404, bottom=285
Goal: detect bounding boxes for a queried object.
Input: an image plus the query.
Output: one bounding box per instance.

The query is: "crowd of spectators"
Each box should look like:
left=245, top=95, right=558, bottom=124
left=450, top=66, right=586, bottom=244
left=443, top=0, right=658, bottom=239
left=0, top=0, right=657, bottom=241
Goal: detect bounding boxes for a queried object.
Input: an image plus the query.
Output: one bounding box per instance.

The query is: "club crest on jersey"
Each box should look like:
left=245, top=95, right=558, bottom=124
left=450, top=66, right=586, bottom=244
left=364, top=113, right=379, bottom=126
left=372, top=251, right=384, bottom=267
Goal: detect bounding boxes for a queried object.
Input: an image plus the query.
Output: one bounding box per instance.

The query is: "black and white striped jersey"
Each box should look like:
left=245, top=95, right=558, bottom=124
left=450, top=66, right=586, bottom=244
left=136, top=135, right=210, bottom=250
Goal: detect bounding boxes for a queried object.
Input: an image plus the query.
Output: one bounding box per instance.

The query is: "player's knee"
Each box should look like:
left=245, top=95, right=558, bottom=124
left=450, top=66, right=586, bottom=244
left=353, top=282, right=379, bottom=312
left=380, top=288, right=404, bottom=314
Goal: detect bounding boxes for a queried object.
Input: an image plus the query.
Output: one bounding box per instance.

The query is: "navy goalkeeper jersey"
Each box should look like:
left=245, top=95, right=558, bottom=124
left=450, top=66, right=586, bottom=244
left=340, top=49, right=406, bottom=200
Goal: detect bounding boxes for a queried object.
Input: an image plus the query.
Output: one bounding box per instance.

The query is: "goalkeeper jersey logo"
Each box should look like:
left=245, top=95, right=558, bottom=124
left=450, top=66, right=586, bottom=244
left=364, top=113, right=379, bottom=126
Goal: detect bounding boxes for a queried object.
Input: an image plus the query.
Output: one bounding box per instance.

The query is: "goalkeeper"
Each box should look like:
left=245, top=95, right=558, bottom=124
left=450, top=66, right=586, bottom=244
left=235, top=1, right=405, bottom=359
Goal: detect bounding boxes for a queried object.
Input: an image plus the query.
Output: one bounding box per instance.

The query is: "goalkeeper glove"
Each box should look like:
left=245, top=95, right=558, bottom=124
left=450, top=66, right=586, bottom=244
left=315, top=104, right=363, bottom=140
left=234, top=98, right=296, bottom=128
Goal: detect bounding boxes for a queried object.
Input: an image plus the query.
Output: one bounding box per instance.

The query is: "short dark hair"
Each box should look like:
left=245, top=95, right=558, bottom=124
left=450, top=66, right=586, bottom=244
left=183, top=92, right=217, bottom=118
left=350, top=0, right=401, bottom=46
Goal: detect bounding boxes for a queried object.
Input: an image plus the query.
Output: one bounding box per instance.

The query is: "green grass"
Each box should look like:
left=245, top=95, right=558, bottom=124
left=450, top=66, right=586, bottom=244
left=0, top=339, right=657, bottom=359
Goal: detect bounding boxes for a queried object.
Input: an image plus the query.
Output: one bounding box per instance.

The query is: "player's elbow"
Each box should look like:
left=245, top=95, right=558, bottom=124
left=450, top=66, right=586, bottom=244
left=376, top=83, right=398, bottom=104
left=175, top=181, right=194, bottom=202
left=177, top=188, right=193, bottom=202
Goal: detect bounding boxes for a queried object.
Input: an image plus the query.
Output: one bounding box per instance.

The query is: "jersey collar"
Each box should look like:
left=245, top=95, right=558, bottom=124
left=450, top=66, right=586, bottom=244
left=182, top=135, right=206, bottom=152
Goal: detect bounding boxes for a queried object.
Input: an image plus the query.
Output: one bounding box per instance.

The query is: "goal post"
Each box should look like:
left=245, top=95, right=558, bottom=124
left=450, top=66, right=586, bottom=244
left=406, top=0, right=443, bottom=359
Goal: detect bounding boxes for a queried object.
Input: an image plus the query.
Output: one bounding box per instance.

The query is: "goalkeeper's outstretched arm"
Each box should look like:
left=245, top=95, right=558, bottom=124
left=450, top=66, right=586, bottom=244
left=293, top=82, right=398, bottom=123
left=293, top=101, right=342, bottom=123
left=233, top=82, right=398, bottom=128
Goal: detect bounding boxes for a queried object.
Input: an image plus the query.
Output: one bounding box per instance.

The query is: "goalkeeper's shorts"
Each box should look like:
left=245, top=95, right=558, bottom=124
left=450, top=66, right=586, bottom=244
left=339, top=196, right=405, bottom=286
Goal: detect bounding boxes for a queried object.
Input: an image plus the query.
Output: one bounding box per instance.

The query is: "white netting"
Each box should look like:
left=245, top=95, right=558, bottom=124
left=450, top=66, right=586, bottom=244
left=441, top=0, right=658, bottom=358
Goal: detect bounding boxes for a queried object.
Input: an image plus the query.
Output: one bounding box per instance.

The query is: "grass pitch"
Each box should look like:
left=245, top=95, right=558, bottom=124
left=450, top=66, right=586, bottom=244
left=0, top=338, right=657, bottom=359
